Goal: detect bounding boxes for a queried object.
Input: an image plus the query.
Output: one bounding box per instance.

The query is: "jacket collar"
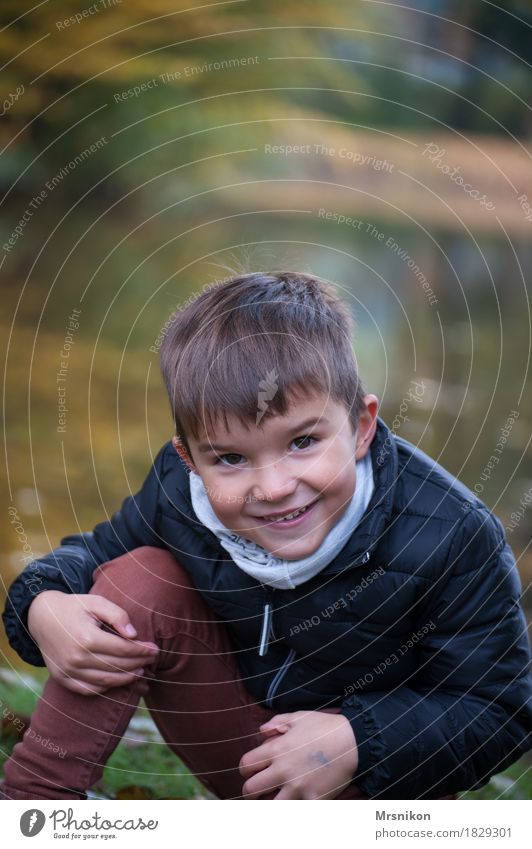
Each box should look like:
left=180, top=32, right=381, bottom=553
left=175, top=416, right=398, bottom=574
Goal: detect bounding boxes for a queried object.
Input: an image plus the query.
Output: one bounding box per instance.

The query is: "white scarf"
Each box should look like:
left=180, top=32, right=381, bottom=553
left=188, top=452, right=374, bottom=589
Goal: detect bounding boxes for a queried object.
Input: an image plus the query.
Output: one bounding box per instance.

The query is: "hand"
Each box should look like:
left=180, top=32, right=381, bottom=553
left=27, top=591, right=159, bottom=696
left=239, top=710, right=358, bottom=799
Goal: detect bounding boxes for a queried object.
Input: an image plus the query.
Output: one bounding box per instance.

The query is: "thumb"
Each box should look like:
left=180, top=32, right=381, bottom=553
left=259, top=714, right=291, bottom=734
left=260, top=713, right=290, bottom=728
left=87, top=595, right=137, bottom=638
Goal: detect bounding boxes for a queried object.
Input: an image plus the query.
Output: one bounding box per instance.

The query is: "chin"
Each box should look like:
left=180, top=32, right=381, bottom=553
left=264, top=540, right=320, bottom=561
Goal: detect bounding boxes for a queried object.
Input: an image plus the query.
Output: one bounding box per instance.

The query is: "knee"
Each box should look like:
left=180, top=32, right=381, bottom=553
left=91, top=547, right=197, bottom=627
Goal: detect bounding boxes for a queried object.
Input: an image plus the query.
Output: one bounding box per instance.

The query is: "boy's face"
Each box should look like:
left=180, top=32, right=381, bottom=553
left=184, top=391, right=379, bottom=561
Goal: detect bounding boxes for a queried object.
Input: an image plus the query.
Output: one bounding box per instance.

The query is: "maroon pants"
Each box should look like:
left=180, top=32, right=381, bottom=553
left=1, top=547, right=368, bottom=800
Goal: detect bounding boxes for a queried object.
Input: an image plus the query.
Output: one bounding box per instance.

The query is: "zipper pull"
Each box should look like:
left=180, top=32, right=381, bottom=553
left=258, top=602, right=273, bottom=656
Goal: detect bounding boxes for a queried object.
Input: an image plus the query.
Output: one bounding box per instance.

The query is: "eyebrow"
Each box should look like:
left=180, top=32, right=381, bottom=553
left=196, top=416, right=328, bottom=453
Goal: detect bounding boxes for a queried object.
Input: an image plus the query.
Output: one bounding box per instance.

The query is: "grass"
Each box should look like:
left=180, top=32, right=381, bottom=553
left=1, top=670, right=530, bottom=800
left=459, top=757, right=532, bottom=800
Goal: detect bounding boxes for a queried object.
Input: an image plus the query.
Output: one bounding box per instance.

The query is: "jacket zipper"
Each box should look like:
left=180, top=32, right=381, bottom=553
left=258, top=585, right=276, bottom=656
left=258, top=552, right=371, bottom=656
left=257, top=586, right=295, bottom=707
left=265, top=648, right=296, bottom=708
left=258, top=602, right=273, bottom=656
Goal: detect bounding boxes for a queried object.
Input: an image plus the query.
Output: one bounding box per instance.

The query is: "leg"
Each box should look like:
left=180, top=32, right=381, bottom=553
left=0, top=547, right=368, bottom=800
left=0, top=547, right=276, bottom=800
left=87, top=551, right=366, bottom=799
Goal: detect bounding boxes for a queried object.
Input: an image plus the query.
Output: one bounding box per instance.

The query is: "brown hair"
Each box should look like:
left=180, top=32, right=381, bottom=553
left=159, top=271, right=366, bottom=455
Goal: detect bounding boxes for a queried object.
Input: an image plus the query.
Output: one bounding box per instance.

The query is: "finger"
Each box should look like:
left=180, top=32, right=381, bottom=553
left=259, top=713, right=292, bottom=731
left=60, top=678, right=107, bottom=697
left=81, top=630, right=159, bottom=659
left=273, top=785, right=298, bottom=800
left=239, top=745, right=273, bottom=779
left=260, top=724, right=290, bottom=739
left=75, top=651, right=158, bottom=672
left=67, top=667, right=146, bottom=689
left=242, top=767, right=281, bottom=799
left=86, top=596, right=140, bottom=640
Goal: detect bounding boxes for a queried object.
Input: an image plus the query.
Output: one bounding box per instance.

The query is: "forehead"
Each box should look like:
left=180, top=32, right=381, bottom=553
left=192, top=392, right=349, bottom=452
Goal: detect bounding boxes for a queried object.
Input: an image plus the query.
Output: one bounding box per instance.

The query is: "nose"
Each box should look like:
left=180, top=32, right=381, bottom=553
left=250, top=461, right=298, bottom=504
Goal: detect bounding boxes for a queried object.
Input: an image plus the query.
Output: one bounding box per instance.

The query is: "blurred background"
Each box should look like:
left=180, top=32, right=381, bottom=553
left=1, top=0, right=531, bottom=798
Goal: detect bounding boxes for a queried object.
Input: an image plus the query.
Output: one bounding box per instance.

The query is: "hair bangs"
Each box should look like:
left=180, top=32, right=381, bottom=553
left=159, top=271, right=366, bottom=453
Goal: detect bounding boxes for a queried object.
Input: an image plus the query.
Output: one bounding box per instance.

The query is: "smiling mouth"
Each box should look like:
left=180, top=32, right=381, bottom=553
left=256, top=498, right=320, bottom=523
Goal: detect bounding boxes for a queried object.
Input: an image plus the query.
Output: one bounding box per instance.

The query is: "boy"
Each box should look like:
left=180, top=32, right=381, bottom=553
left=1, top=271, right=531, bottom=800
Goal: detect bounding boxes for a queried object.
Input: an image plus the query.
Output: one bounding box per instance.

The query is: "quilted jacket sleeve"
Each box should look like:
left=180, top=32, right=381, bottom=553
left=340, top=506, right=532, bottom=798
left=2, top=443, right=171, bottom=667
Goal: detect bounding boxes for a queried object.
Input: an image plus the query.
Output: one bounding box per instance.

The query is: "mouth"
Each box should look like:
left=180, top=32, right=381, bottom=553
left=255, top=498, right=320, bottom=528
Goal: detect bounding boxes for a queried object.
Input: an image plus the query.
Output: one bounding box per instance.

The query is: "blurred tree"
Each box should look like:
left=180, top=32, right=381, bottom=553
left=2, top=0, right=530, bottom=206
left=0, top=0, right=369, bottom=202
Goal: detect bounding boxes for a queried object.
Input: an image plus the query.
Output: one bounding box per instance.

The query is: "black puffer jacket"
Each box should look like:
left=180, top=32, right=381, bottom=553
left=3, top=418, right=532, bottom=798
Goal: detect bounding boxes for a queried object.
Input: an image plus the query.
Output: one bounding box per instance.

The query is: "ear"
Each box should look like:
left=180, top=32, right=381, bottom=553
left=172, top=435, right=198, bottom=474
left=355, top=394, right=379, bottom=460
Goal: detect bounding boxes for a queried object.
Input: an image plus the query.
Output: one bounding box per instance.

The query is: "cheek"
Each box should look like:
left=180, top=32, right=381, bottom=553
left=211, top=503, right=240, bottom=528
left=313, top=444, right=357, bottom=491
left=200, top=473, right=245, bottom=518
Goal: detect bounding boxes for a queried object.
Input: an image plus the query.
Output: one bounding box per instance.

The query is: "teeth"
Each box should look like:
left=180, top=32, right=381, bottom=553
left=264, top=504, right=309, bottom=522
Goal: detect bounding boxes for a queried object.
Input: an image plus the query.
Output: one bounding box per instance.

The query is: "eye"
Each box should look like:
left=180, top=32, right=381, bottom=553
left=214, top=435, right=317, bottom=466
left=290, top=434, right=317, bottom=451
left=215, top=453, right=245, bottom=467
